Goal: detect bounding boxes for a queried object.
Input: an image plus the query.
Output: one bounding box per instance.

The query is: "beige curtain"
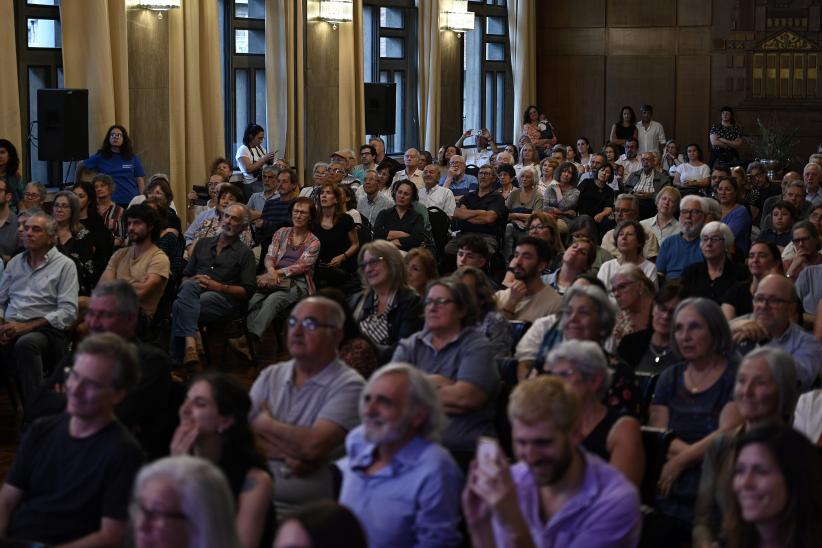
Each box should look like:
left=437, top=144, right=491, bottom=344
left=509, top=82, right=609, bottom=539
left=337, top=0, right=365, bottom=149
left=418, top=0, right=441, bottom=153
left=265, top=0, right=305, bottom=184
left=60, top=0, right=129, bottom=150
left=0, top=0, right=21, bottom=170
left=507, top=0, right=536, bottom=140
left=169, top=0, right=224, bottom=228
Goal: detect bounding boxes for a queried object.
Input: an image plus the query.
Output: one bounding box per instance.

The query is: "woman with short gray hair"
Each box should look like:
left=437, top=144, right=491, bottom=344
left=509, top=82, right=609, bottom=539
left=545, top=340, right=644, bottom=486
left=681, top=221, right=750, bottom=303
left=52, top=190, right=98, bottom=294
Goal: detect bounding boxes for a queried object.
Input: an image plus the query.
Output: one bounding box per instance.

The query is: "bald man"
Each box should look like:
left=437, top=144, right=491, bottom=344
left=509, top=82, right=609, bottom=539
left=731, top=273, right=822, bottom=391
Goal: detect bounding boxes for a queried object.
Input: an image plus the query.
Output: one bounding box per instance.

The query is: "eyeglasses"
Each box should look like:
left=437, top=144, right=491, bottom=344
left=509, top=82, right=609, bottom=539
left=23, top=192, right=42, bottom=199
left=65, top=368, right=112, bottom=392
left=448, top=162, right=464, bottom=167
left=547, top=369, right=579, bottom=379
left=614, top=208, right=634, bottom=214
left=52, top=203, right=71, bottom=210
left=654, top=303, right=677, bottom=316
left=701, top=235, right=724, bottom=243
left=359, top=256, right=384, bottom=270
left=528, top=224, right=547, bottom=231
left=752, top=295, right=792, bottom=307
left=610, top=281, right=637, bottom=295
left=792, top=236, right=813, bottom=245
left=329, top=168, right=345, bottom=175
left=287, top=316, right=338, bottom=331
left=424, top=297, right=455, bottom=307
left=131, top=499, right=187, bottom=524
left=680, top=208, right=704, bottom=217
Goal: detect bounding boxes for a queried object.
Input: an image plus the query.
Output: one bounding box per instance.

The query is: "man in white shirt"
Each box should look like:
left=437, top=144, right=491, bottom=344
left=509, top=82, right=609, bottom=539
left=392, top=148, right=425, bottom=190
left=803, top=162, right=822, bottom=204
left=636, top=104, right=666, bottom=154
left=456, top=128, right=498, bottom=167
left=617, top=138, right=642, bottom=178
left=419, top=164, right=456, bottom=217
left=357, top=169, right=394, bottom=226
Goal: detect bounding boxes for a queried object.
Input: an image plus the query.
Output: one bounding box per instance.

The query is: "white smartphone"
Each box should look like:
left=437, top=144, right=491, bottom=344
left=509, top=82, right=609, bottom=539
left=477, top=436, right=501, bottom=476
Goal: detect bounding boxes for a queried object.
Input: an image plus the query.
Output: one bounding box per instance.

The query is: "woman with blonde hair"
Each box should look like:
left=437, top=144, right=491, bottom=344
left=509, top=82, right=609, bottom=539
left=349, top=239, right=423, bottom=362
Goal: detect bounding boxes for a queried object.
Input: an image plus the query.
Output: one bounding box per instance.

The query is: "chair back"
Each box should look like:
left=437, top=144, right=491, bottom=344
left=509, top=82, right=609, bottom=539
left=640, top=426, right=674, bottom=506
left=465, top=164, right=479, bottom=178
left=427, top=206, right=451, bottom=258
left=635, top=371, right=660, bottom=423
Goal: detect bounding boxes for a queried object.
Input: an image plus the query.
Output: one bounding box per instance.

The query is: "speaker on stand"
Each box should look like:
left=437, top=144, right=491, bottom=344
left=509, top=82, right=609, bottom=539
left=364, top=83, right=396, bottom=136
left=36, top=88, right=89, bottom=188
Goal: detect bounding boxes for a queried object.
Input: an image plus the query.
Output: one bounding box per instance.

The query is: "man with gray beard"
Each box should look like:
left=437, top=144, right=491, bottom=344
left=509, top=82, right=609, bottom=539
left=338, top=363, right=464, bottom=548
left=168, top=203, right=256, bottom=365
left=656, top=195, right=708, bottom=280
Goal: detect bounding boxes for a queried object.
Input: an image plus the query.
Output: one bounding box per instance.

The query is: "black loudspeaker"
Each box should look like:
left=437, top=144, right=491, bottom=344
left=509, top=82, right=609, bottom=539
left=364, top=83, right=396, bottom=135
left=37, top=88, right=89, bottom=161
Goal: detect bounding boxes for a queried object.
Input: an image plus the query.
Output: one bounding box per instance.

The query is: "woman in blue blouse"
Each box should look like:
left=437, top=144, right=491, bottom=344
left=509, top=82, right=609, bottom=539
left=78, top=125, right=145, bottom=207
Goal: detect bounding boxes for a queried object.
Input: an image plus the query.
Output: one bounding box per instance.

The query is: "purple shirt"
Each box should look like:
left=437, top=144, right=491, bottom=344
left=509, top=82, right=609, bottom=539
left=493, top=451, right=641, bottom=548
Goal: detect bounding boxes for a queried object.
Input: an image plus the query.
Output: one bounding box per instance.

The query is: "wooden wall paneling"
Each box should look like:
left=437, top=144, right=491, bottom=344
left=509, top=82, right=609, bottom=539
left=127, top=10, right=169, bottom=176
left=678, top=0, right=712, bottom=27
left=439, top=31, right=463, bottom=149
left=678, top=27, right=712, bottom=55
left=539, top=0, right=606, bottom=29
left=675, top=55, right=711, bottom=151
left=539, top=28, right=606, bottom=56
left=539, top=55, right=606, bottom=149
left=304, top=22, right=339, bottom=168
left=605, top=55, right=676, bottom=145
left=605, top=0, right=676, bottom=28
left=607, top=28, right=677, bottom=56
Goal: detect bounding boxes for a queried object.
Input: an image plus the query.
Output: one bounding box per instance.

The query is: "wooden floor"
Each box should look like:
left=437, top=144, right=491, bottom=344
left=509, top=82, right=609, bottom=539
left=0, top=323, right=290, bottom=481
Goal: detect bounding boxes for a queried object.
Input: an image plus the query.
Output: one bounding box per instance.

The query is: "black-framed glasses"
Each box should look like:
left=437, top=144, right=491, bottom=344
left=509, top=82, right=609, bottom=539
left=424, top=297, right=455, bottom=307
left=792, top=236, right=813, bottom=245
left=359, top=257, right=384, bottom=270
left=701, top=236, right=724, bottom=243
left=287, top=316, right=337, bottom=331
left=752, top=295, right=792, bottom=307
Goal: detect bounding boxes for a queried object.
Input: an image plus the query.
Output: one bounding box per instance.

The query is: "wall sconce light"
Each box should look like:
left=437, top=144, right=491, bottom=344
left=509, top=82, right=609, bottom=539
left=126, top=0, right=181, bottom=20
left=309, top=0, right=354, bottom=30
left=441, top=0, right=475, bottom=34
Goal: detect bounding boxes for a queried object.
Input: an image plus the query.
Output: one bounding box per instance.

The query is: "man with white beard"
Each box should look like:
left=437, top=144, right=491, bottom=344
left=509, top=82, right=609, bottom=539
left=338, top=363, right=464, bottom=548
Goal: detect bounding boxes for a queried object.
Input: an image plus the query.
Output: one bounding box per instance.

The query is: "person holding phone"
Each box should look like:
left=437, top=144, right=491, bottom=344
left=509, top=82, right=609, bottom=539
left=236, top=123, right=277, bottom=200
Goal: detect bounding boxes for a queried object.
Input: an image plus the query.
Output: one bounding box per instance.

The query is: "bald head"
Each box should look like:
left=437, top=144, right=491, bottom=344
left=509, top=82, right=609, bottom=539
left=782, top=171, right=802, bottom=184
left=753, top=274, right=794, bottom=336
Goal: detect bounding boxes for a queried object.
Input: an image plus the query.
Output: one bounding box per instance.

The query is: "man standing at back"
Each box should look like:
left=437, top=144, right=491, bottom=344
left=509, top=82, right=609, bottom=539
left=0, top=333, right=143, bottom=547
left=636, top=104, right=666, bottom=154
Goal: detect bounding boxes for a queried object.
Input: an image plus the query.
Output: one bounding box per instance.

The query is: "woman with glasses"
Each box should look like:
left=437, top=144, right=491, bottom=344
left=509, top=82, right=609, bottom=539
left=784, top=220, right=822, bottom=279
left=545, top=340, right=644, bottom=487
left=52, top=190, right=98, bottom=295
left=19, top=182, right=46, bottom=214
left=681, top=221, right=750, bottom=303
left=238, top=198, right=320, bottom=355
left=649, top=298, right=741, bottom=541
left=692, top=348, right=799, bottom=547
left=350, top=240, right=423, bottom=363
left=392, top=277, right=497, bottom=469
left=299, top=162, right=330, bottom=210
left=618, top=280, right=688, bottom=374
left=78, top=125, right=145, bottom=206
left=132, top=455, right=243, bottom=548
left=169, top=373, right=274, bottom=548
left=526, top=211, right=564, bottom=264
left=597, top=220, right=658, bottom=293
left=720, top=241, right=782, bottom=320
left=607, top=263, right=656, bottom=351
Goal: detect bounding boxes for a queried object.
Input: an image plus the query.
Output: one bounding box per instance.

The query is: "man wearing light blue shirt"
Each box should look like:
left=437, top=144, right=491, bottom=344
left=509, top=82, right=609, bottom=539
left=339, top=363, right=463, bottom=548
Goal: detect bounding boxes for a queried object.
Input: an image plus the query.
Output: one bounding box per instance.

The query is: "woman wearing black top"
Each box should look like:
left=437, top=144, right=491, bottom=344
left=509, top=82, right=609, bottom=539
left=52, top=191, right=97, bottom=295
left=72, top=181, right=114, bottom=283
left=373, top=180, right=425, bottom=252
left=171, top=372, right=274, bottom=548
left=313, top=181, right=359, bottom=288
left=577, top=163, right=616, bottom=230
left=609, top=106, right=639, bottom=152
left=720, top=240, right=782, bottom=320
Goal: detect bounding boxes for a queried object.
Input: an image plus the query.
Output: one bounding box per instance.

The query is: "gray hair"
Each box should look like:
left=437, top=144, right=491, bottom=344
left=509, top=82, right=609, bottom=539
left=560, top=284, right=617, bottom=342
left=365, top=363, right=447, bottom=441
left=261, top=164, right=278, bottom=177
left=91, top=280, right=140, bottom=317
left=738, top=346, right=798, bottom=423
left=615, top=193, right=639, bottom=212
left=297, top=296, right=345, bottom=330
left=449, top=155, right=466, bottom=165
left=224, top=203, right=250, bottom=227
left=810, top=153, right=822, bottom=164
left=671, top=297, right=732, bottom=358
left=611, top=262, right=656, bottom=296
left=784, top=179, right=807, bottom=195
left=703, top=197, right=722, bottom=221
left=133, top=456, right=242, bottom=548
left=313, top=161, right=329, bottom=174
left=804, top=162, right=821, bottom=174
left=701, top=221, right=735, bottom=253
left=26, top=211, right=58, bottom=241
left=425, top=277, right=479, bottom=327
left=747, top=160, right=765, bottom=173
left=75, top=332, right=140, bottom=391
left=90, top=172, right=115, bottom=189
left=25, top=181, right=47, bottom=199
left=655, top=185, right=681, bottom=206
left=680, top=194, right=705, bottom=211
left=546, top=340, right=612, bottom=400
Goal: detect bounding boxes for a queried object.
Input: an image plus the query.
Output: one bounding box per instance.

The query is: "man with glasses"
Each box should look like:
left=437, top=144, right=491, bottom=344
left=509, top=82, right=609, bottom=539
left=0, top=212, right=78, bottom=404
left=439, top=155, right=478, bottom=200
left=355, top=144, right=378, bottom=181
left=803, top=162, right=822, bottom=204
left=170, top=203, right=256, bottom=367
left=331, top=150, right=361, bottom=189
left=731, top=274, right=822, bottom=391
left=456, top=128, right=498, bottom=167
left=600, top=194, right=660, bottom=260
left=0, top=333, right=143, bottom=547
left=656, top=195, right=708, bottom=280
left=419, top=163, right=456, bottom=217
left=250, top=296, right=365, bottom=517
left=447, top=164, right=506, bottom=255
left=0, top=178, right=18, bottom=262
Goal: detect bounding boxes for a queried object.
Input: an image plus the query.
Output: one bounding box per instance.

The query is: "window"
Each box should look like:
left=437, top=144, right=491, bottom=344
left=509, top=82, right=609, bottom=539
left=463, top=0, right=513, bottom=143
left=16, top=0, right=66, bottom=187
left=219, top=0, right=267, bottom=164
left=363, top=1, right=418, bottom=154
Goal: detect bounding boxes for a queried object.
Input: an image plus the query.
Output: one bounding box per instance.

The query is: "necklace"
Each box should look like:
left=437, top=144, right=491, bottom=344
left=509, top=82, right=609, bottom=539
left=647, top=343, right=670, bottom=365
left=685, top=363, right=719, bottom=394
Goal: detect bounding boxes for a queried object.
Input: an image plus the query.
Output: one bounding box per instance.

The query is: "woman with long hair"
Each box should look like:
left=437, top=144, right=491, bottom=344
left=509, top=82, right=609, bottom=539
left=543, top=161, right=580, bottom=232
left=576, top=137, right=593, bottom=171
left=716, top=176, right=751, bottom=257
left=514, top=141, right=540, bottom=180
left=453, top=266, right=512, bottom=359
left=236, top=123, right=276, bottom=198
left=78, top=124, right=145, bottom=206
left=609, top=106, right=639, bottom=152
left=373, top=180, right=426, bottom=252
left=720, top=240, right=782, bottom=319
left=597, top=220, right=658, bottom=292
left=170, top=373, right=274, bottom=548
left=349, top=239, right=423, bottom=363
left=52, top=190, right=97, bottom=294
left=72, top=180, right=114, bottom=283
left=0, top=139, right=23, bottom=205
left=404, top=247, right=437, bottom=296
left=313, top=182, right=359, bottom=288
left=709, top=106, right=743, bottom=168
left=673, top=143, right=711, bottom=194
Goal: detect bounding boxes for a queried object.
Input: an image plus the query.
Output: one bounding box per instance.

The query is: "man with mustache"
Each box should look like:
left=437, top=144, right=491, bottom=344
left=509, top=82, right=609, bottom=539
left=462, top=376, right=641, bottom=547
left=338, top=363, right=463, bottom=548
left=656, top=194, right=708, bottom=280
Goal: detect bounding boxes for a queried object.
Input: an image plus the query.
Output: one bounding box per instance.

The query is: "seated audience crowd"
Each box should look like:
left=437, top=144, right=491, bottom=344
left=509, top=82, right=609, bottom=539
left=0, top=113, right=821, bottom=548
